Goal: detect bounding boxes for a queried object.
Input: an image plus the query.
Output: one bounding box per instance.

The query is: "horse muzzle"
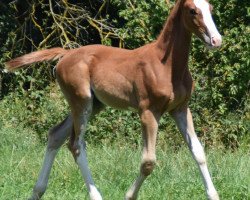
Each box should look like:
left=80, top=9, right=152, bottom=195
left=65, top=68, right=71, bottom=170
left=203, top=33, right=222, bottom=49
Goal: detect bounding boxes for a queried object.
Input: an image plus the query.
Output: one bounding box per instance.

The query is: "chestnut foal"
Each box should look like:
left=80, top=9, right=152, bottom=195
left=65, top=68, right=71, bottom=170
left=5, top=0, right=222, bottom=199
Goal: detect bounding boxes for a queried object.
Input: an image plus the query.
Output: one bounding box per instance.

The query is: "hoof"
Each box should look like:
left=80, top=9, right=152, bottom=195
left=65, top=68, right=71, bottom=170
left=125, top=192, right=137, bottom=200
left=207, top=190, right=219, bottom=200
left=89, top=188, right=103, bottom=200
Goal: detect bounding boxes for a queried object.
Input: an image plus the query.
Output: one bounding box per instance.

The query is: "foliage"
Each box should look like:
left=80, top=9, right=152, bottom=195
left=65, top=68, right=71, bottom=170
left=110, top=0, right=171, bottom=48
left=0, top=0, right=121, bottom=98
left=0, top=0, right=249, bottom=149
left=0, top=84, right=68, bottom=141
left=108, top=0, right=250, bottom=147
left=190, top=0, right=250, bottom=114
left=110, top=0, right=250, bottom=113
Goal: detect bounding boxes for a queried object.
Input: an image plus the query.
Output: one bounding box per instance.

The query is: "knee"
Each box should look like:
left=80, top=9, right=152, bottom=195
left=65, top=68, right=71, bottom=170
left=68, top=141, right=80, bottom=160
left=67, top=139, right=86, bottom=160
left=141, top=159, right=156, bottom=176
left=195, top=154, right=206, bottom=166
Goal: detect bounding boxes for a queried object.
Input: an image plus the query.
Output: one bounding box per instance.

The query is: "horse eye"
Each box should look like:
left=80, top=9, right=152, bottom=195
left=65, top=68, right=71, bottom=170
left=190, top=9, right=197, bottom=15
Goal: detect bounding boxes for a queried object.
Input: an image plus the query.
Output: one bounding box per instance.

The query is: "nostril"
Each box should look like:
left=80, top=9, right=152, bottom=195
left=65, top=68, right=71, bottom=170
left=211, top=36, right=221, bottom=47
left=211, top=37, right=216, bottom=46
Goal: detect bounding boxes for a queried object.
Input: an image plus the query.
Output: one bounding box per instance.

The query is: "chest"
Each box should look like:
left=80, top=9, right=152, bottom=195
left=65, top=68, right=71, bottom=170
left=136, top=68, right=194, bottom=113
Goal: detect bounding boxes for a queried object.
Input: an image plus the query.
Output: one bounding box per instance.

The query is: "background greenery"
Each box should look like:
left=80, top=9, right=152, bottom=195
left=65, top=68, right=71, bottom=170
left=0, top=0, right=249, bottom=149
left=0, top=125, right=249, bottom=199
left=0, top=0, right=249, bottom=199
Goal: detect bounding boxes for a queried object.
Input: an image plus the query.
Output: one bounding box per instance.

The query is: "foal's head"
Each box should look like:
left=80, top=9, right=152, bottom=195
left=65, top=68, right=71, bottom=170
left=181, top=0, right=222, bottom=48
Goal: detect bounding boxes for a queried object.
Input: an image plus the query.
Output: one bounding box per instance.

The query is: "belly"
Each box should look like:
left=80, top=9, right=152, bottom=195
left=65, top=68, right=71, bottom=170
left=91, top=75, right=137, bottom=109
left=92, top=88, right=134, bottom=109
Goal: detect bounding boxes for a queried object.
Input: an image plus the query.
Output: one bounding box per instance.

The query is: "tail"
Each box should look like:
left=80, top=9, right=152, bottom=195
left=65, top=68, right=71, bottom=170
left=5, top=47, right=69, bottom=72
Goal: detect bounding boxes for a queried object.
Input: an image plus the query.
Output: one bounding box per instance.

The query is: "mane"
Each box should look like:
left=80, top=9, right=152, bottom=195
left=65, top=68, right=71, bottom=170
left=156, top=0, right=183, bottom=45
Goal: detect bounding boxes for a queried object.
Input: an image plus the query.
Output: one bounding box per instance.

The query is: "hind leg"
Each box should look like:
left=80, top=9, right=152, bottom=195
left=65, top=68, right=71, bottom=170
left=67, top=95, right=102, bottom=200
left=28, top=97, right=103, bottom=200
left=29, top=115, right=73, bottom=200
left=56, top=63, right=102, bottom=200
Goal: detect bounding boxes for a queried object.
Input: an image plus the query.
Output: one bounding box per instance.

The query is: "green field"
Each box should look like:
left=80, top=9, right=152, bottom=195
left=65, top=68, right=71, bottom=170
left=0, top=124, right=249, bottom=200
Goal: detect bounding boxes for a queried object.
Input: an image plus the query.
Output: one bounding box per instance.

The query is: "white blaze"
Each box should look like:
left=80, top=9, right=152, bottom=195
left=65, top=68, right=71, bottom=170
left=194, top=0, right=222, bottom=46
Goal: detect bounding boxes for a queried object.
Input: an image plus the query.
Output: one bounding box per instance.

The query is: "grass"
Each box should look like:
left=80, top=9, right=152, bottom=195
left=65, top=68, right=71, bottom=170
left=0, top=124, right=249, bottom=200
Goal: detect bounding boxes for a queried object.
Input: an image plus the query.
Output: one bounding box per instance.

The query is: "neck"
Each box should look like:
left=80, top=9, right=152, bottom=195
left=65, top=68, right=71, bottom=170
left=155, top=1, right=192, bottom=74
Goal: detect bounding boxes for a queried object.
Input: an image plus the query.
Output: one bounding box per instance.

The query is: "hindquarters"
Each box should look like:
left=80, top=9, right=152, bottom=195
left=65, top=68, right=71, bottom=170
left=55, top=49, right=104, bottom=200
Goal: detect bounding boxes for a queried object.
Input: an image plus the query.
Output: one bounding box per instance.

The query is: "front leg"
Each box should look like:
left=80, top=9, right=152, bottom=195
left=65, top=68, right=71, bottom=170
left=125, top=109, right=160, bottom=200
left=171, top=108, right=219, bottom=200
left=171, top=107, right=219, bottom=200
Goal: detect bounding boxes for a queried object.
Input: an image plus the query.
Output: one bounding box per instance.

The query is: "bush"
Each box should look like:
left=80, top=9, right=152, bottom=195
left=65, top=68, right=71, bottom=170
left=0, top=84, right=68, bottom=142
left=0, top=0, right=249, bottom=149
